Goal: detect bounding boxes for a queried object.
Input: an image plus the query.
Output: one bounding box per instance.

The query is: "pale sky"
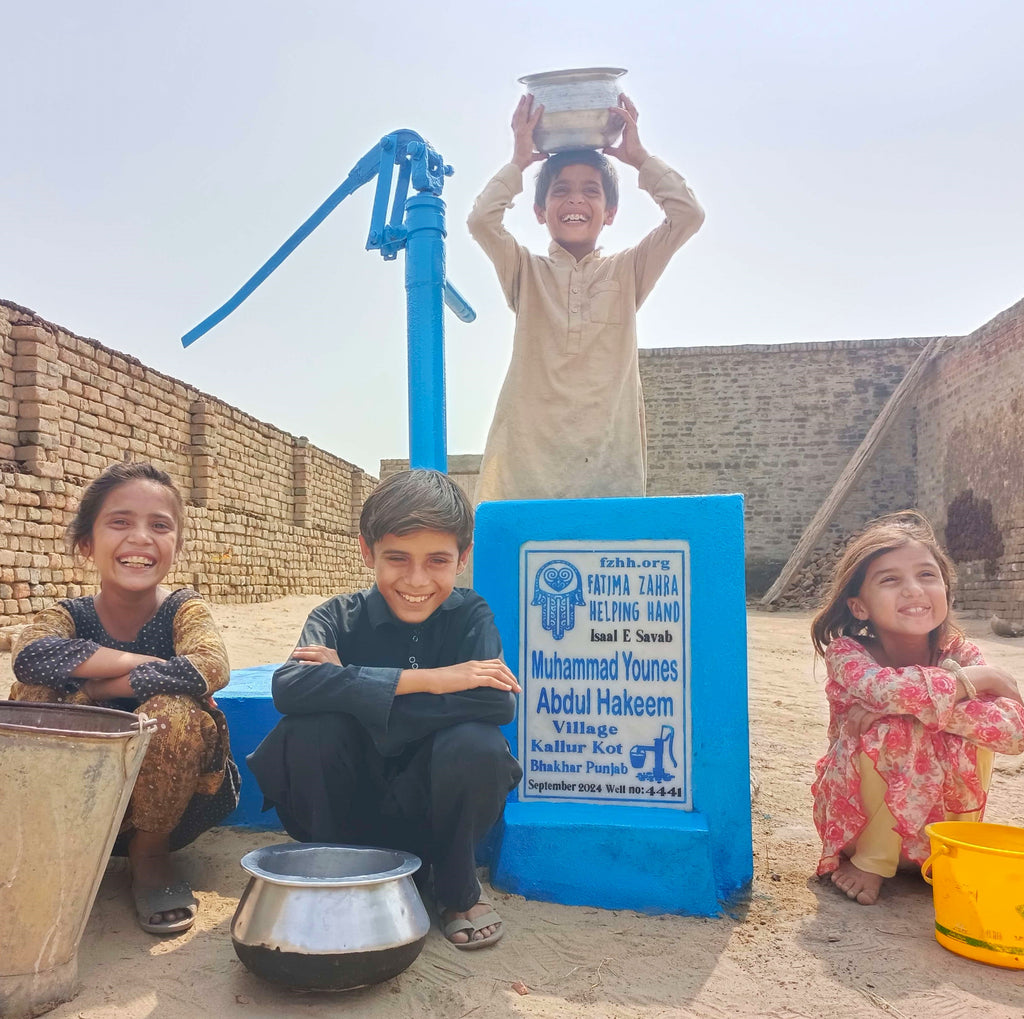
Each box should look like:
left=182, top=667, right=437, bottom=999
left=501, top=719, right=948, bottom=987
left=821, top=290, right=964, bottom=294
left=4, top=0, right=1022, bottom=475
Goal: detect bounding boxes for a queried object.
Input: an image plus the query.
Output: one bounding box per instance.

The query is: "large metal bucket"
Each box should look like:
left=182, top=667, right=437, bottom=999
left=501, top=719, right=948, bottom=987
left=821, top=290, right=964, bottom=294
left=0, top=702, right=154, bottom=1018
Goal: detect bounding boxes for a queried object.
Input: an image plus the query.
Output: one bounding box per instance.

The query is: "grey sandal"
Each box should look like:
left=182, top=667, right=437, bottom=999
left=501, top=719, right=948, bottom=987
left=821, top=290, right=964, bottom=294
left=441, top=903, right=504, bottom=950
left=132, top=878, right=198, bottom=935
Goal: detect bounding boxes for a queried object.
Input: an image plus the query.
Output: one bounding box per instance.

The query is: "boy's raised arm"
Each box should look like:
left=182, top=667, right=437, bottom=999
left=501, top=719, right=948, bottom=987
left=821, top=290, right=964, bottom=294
left=466, top=96, right=549, bottom=308
left=610, top=94, right=704, bottom=305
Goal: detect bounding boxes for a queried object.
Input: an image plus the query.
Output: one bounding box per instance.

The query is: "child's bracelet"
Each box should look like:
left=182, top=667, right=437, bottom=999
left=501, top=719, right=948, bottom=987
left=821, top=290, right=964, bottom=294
left=941, top=658, right=977, bottom=699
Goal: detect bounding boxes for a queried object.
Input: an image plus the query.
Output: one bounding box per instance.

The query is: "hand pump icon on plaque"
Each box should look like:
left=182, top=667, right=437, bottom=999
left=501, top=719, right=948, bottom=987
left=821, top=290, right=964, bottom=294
left=630, top=725, right=677, bottom=782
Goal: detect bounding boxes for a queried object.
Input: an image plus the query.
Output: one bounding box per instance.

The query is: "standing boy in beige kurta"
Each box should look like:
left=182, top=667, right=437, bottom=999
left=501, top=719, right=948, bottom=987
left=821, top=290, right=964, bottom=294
left=468, top=94, right=705, bottom=503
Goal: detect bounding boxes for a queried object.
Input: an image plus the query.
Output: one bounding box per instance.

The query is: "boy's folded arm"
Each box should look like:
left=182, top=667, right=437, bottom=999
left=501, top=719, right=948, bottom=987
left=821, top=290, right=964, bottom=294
left=373, top=687, right=516, bottom=754
left=393, top=684, right=515, bottom=721
left=269, top=600, right=400, bottom=725
left=271, top=657, right=399, bottom=729
left=376, top=602, right=516, bottom=748
left=396, top=654, right=517, bottom=693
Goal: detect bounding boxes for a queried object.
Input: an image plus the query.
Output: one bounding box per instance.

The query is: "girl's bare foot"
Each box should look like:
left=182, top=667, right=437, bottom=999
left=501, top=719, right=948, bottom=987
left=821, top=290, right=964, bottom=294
left=831, top=858, right=884, bottom=905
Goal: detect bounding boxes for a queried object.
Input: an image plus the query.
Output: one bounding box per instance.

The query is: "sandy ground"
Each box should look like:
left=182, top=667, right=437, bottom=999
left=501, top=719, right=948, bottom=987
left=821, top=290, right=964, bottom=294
left=3, top=598, right=1023, bottom=1019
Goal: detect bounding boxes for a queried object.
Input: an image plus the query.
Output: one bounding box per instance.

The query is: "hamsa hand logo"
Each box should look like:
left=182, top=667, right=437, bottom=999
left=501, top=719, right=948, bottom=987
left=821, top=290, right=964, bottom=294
left=532, top=560, right=585, bottom=640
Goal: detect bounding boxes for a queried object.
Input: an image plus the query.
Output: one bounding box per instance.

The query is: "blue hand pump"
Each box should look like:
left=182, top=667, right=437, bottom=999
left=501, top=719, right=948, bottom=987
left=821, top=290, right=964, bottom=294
left=181, top=130, right=474, bottom=472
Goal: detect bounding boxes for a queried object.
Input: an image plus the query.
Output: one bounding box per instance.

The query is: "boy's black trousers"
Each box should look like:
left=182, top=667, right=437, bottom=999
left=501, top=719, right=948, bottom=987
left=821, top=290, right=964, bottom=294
left=248, top=714, right=522, bottom=912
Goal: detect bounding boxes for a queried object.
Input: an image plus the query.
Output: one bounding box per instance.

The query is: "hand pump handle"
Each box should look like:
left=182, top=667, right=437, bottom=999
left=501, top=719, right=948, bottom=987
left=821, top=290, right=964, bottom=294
left=180, top=131, right=476, bottom=472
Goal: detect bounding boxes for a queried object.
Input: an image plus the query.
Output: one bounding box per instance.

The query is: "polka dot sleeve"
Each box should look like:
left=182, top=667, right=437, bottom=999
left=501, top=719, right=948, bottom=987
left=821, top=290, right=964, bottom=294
left=12, top=604, right=101, bottom=692
left=127, top=595, right=229, bottom=702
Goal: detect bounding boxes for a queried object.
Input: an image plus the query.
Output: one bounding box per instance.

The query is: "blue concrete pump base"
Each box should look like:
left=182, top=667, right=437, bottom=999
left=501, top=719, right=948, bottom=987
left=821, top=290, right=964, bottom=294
left=495, top=801, right=718, bottom=915
left=474, top=495, right=753, bottom=918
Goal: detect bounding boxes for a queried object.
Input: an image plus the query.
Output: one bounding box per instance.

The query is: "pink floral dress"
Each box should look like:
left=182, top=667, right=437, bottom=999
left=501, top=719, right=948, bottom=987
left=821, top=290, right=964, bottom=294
left=812, top=635, right=1024, bottom=874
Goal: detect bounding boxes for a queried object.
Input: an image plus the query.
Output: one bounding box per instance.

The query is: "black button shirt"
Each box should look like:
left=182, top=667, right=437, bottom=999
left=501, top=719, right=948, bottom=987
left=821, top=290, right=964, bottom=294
left=270, top=586, right=516, bottom=756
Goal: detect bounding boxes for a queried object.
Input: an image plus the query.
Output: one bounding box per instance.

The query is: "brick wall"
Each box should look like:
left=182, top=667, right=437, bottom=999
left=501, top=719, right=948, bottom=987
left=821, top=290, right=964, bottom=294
left=640, top=338, right=927, bottom=591
left=0, top=300, right=373, bottom=626
left=915, top=298, right=1024, bottom=619
left=387, top=338, right=927, bottom=596
left=5, top=293, right=1022, bottom=623
left=384, top=318, right=1024, bottom=614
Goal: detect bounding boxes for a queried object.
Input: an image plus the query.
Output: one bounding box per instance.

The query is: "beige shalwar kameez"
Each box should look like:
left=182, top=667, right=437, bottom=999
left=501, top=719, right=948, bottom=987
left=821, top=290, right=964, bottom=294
left=467, top=155, right=704, bottom=503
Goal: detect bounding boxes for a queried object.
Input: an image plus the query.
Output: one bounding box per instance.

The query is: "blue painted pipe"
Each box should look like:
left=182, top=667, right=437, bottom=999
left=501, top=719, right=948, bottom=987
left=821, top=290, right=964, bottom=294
left=404, top=193, right=447, bottom=471
left=443, top=281, right=476, bottom=323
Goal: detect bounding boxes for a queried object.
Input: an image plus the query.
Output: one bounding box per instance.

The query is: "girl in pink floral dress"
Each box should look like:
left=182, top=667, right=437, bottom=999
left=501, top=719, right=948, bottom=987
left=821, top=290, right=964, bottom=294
left=810, top=511, right=1024, bottom=905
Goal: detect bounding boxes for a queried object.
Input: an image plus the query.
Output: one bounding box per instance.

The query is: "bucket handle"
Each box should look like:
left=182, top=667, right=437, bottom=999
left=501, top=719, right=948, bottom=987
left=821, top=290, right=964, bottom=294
left=921, top=843, right=950, bottom=885
left=124, top=712, right=158, bottom=777
left=136, top=711, right=158, bottom=734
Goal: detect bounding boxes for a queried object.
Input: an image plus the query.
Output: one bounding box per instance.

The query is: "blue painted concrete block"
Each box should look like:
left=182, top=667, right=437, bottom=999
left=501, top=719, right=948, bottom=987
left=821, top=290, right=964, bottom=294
left=474, top=495, right=752, bottom=916
left=218, top=664, right=282, bottom=828
left=496, top=802, right=718, bottom=914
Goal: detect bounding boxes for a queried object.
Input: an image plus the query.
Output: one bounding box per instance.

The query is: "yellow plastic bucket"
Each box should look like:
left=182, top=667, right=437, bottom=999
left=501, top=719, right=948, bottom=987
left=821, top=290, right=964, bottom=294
left=921, top=821, right=1024, bottom=969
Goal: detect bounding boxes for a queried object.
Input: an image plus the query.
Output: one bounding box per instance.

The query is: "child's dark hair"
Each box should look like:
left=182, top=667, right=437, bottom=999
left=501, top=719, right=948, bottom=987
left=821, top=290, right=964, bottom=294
left=360, top=469, right=474, bottom=553
left=534, top=149, right=619, bottom=210
left=68, top=462, right=186, bottom=554
left=810, top=509, right=961, bottom=658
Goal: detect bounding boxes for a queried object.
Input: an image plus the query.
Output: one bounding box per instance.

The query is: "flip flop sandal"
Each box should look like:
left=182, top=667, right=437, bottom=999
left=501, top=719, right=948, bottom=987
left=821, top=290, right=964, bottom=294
left=442, top=904, right=504, bottom=951
left=132, top=878, right=198, bottom=935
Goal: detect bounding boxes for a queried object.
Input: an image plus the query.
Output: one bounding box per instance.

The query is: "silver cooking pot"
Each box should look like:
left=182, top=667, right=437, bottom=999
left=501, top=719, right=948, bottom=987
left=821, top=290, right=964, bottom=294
left=231, top=843, right=429, bottom=990
left=519, top=66, right=628, bottom=152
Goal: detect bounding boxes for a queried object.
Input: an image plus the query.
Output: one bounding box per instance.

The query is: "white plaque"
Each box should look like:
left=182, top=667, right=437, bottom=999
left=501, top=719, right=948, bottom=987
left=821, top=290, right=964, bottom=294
left=518, top=540, right=691, bottom=808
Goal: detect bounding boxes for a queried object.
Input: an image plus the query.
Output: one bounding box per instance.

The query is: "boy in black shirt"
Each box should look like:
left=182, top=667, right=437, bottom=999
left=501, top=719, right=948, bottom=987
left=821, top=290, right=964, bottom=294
left=249, top=469, right=521, bottom=948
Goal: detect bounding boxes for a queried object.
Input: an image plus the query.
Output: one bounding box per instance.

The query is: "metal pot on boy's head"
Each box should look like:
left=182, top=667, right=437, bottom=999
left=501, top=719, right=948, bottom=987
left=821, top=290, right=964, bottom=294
left=230, top=843, right=430, bottom=991
left=519, top=67, right=628, bottom=152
